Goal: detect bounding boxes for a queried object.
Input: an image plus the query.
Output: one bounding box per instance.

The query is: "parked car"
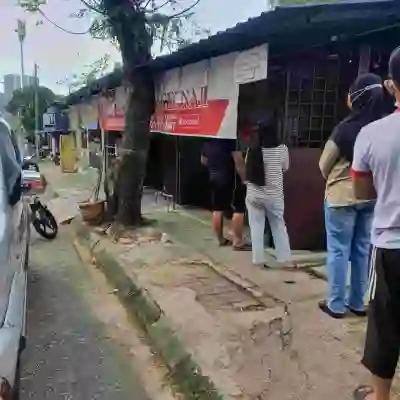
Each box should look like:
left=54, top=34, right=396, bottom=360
left=0, top=118, right=30, bottom=400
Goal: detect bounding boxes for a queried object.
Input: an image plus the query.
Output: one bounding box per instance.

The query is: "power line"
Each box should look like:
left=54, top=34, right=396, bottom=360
left=38, top=8, right=91, bottom=35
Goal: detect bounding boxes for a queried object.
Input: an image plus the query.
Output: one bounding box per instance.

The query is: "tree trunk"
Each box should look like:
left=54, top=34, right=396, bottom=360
left=102, top=1, right=154, bottom=228
left=114, top=67, right=154, bottom=226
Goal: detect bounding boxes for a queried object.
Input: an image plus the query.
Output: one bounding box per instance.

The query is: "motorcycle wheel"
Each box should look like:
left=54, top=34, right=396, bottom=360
left=32, top=206, right=58, bottom=240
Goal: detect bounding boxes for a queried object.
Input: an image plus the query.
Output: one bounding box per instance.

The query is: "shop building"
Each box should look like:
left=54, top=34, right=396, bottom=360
left=65, top=0, right=400, bottom=250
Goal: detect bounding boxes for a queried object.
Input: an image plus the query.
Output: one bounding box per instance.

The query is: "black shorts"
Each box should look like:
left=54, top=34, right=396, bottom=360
left=211, top=180, right=246, bottom=214
left=362, top=247, right=400, bottom=379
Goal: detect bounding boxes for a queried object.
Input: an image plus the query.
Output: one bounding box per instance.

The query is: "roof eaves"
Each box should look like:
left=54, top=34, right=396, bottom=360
left=65, top=0, right=399, bottom=106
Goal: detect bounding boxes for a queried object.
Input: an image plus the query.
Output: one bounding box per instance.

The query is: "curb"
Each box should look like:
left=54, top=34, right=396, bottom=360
left=71, top=219, right=224, bottom=400
left=306, top=265, right=328, bottom=281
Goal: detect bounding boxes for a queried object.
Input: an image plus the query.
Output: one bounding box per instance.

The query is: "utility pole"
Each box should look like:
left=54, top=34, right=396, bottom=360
left=34, top=63, right=40, bottom=159
left=15, top=20, right=26, bottom=88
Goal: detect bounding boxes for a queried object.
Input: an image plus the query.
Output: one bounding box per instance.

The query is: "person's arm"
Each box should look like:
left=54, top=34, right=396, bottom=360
left=351, top=130, right=376, bottom=200
left=232, top=150, right=246, bottom=181
left=282, top=145, right=289, bottom=172
left=200, top=142, right=208, bottom=166
left=319, top=140, right=340, bottom=179
left=200, top=155, right=208, bottom=166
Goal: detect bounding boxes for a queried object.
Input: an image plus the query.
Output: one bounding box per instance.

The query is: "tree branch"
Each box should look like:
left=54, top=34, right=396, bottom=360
left=140, top=0, right=153, bottom=10
left=167, top=0, right=200, bottom=19
left=38, top=9, right=92, bottom=35
left=80, top=0, right=105, bottom=14
left=147, top=0, right=170, bottom=12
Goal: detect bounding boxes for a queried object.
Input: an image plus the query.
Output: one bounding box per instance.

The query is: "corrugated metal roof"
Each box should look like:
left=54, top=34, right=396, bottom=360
left=278, top=0, right=391, bottom=8
left=66, top=0, right=399, bottom=105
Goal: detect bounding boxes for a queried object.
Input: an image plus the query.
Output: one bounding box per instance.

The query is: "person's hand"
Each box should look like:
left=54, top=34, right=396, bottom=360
left=384, top=79, right=396, bottom=96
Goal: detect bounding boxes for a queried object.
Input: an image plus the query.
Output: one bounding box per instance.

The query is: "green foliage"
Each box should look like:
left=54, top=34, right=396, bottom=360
left=57, top=54, right=111, bottom=91
left=6, top=86, right=57, bottom=133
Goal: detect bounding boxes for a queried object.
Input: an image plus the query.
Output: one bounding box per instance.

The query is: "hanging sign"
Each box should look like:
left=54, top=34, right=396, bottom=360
left=98, top=44, right=269, bottom=138
left=151, top=45, right=269, bottom=138
left=98, top=86, right=127, bottom=131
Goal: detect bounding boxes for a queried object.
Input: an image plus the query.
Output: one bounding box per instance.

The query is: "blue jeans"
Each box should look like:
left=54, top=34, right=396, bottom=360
left=325, top=202, right=374, bottom=314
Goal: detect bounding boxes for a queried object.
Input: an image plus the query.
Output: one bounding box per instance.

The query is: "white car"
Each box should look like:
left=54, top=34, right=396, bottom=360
left=0, top=119, right=30, bottom=400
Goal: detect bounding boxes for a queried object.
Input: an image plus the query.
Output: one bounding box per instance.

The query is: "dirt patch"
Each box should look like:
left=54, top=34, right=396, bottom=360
left=148, top=258, right=272, bottom=313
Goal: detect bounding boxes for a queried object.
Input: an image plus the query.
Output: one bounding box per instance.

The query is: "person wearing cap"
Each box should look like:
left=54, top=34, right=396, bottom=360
left=351, top=47, right=400, bottom=400
left=318, top=73, right=385, bottom=320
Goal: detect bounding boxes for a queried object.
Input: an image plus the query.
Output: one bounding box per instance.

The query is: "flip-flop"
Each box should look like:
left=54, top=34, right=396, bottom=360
left=353, top=385, right=374, bottom=400
left=233, top=243, right=252, bottom=251
left=218, top=238, right=231, bottom=247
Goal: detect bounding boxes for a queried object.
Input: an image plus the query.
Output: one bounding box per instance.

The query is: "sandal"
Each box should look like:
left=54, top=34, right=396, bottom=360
left=218, top=238, right=232, bottom=247
left=232, top=243, right=252, bottom=251
left=353, top=385, right=374, bottom=400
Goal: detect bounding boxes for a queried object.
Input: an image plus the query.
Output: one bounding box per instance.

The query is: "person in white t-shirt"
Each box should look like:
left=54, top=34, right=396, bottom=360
left=351, top=46, right=400, bottom=400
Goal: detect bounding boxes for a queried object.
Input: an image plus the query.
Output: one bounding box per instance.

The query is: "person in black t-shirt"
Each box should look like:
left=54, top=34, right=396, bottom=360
left=201, top=138, right=248, bottom=250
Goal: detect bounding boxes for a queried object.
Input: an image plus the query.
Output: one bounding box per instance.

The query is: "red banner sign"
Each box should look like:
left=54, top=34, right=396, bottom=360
left=98, top=45, right=268, bottom=137
left=98, top=87, right=126, bottom=131
left=150, top=85, right=229, bottom=136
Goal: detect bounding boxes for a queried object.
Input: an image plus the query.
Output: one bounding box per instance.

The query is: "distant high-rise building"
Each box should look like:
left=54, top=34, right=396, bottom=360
left=3, top=73, right=39, bottom=103
left=0, top=93, right=5, bottom=113
left=23, top=75, right=39, bottom=88
left=3, top=74, right=21, bottom=102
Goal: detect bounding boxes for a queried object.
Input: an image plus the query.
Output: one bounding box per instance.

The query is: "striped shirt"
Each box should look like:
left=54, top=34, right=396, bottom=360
left=246, top=144, right=289, bottom=203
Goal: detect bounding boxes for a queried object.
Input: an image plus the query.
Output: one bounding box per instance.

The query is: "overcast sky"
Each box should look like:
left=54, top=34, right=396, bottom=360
left=0, top=0, right=267, bottom=95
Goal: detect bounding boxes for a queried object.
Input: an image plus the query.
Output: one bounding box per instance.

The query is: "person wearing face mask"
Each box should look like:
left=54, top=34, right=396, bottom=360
left=318, top=73, right=386, bottom=320
left=351, top=47, right=400, bottom=400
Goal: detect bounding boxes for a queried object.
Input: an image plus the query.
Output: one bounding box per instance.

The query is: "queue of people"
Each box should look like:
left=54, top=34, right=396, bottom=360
left=201, top=46, right=400, bottom=400
left=200, top=110, right=295, bottom=268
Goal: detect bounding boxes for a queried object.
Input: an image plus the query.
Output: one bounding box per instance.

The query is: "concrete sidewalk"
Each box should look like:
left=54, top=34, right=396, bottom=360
left=40, top=162, right=100, bottom=224
left=40, top=163, right=170, bottom=224
left=72, top=208, right=384, bottom=400
left=41, top=167, right=392, bottom=398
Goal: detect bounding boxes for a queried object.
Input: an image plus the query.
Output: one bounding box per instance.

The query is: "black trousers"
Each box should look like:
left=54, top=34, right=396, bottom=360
left=362, top=247, right=400, bottom=379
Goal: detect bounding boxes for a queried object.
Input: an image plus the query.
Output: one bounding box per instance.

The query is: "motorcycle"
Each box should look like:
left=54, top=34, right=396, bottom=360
left=50, top=152, right=60, bottom=166
left=21, top=167, right=58, bottom=240
left=21, top=155, right=40, bottom=172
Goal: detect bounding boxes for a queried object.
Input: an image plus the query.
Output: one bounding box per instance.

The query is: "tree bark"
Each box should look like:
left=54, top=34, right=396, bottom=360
left=103, top=1, right=155, bottom=227
left=114, top=68, right=154, bottom=226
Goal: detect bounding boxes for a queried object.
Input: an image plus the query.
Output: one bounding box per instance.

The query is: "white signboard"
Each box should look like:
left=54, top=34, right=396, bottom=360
left=151, top=44, right=269, bottom=139
left=43, top=113, right=56, bottom=130
left=234, top=44, right=269, bottom=84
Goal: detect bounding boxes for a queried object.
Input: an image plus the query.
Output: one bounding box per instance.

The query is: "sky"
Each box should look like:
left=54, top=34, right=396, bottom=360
left=0, top=0, right=268, bottom=95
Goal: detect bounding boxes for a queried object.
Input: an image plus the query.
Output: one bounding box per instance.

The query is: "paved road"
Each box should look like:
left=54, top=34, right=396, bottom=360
left=20, top=230, right=150, bottom=400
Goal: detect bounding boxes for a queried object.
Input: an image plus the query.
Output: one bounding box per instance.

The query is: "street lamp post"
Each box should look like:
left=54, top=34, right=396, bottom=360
left=15, top=20, right=26, bottom=88
left=34, top=63, right=40, bottom=159
left=15, top=20, right=26, bottom=89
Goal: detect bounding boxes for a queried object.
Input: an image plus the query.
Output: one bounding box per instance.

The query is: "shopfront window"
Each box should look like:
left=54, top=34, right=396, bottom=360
left=284, top=58, right=341, bottom=148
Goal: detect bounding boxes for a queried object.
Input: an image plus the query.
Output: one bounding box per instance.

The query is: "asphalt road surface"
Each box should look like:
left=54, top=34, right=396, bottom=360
left=20, top=229, right=152, bottom=400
